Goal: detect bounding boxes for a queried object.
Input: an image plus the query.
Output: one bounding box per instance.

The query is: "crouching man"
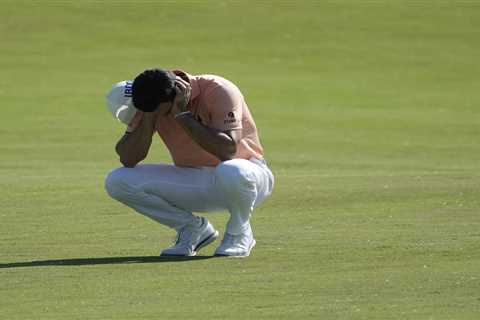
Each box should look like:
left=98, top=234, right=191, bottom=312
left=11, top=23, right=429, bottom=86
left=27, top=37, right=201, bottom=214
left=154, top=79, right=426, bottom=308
left=105, top=68, right=274, bottom=257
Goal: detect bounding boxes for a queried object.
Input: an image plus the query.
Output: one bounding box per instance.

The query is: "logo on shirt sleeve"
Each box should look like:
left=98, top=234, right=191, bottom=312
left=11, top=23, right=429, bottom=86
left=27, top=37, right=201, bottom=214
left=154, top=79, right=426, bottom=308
left=224, top=112, right=237, bottom=124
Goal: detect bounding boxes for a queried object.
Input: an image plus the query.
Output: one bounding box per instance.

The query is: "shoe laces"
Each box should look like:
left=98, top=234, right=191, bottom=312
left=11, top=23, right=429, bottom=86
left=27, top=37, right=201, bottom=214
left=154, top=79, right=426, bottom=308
left=173, top=219, right=204, bottom=246
left=173, top=228, right=194, bottom=246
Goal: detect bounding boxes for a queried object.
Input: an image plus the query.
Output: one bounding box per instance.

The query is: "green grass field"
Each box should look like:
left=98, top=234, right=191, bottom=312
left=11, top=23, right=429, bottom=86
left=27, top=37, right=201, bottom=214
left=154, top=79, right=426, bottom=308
left=1, top=1, right=479, bottom=319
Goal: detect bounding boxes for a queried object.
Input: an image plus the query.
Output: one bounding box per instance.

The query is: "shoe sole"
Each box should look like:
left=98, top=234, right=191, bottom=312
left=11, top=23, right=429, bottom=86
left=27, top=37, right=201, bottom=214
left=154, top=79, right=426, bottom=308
left=214, top=238, right=256, bottom=258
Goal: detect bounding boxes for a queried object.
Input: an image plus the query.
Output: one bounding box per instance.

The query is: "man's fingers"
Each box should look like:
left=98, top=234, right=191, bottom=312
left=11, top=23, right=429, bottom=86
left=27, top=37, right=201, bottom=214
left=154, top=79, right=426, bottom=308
left=175, top=77, right=189, bottom=87
left=185, top=84, right=191, bottom=101
left=174, top=78, right=188, bottom=93
left=174, top=80, right=191, bottom=102
left=175, top=80, right=186, bottom=90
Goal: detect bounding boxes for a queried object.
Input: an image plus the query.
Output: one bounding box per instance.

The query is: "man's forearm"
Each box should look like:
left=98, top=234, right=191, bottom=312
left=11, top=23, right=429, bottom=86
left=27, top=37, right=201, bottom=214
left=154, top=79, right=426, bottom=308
left=115, top=115, right=156, bottom=167
left=175, top=112, right=237, bottom=161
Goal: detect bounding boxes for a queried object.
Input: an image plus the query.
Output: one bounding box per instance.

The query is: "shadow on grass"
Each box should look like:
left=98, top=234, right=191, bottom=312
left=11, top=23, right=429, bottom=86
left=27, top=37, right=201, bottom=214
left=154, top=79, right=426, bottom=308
left=0, top=255, right=217, bottom=269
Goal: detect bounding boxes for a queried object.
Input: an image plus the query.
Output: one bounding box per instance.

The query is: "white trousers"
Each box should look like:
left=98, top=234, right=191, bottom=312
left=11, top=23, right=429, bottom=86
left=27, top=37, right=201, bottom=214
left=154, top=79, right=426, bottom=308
left=104, top=158, right=274, bottom=235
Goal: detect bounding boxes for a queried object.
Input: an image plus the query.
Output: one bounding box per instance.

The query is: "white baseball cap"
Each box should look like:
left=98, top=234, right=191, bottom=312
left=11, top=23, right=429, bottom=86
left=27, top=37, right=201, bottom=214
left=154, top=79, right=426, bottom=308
left=106, top=80, right=138, bottom=125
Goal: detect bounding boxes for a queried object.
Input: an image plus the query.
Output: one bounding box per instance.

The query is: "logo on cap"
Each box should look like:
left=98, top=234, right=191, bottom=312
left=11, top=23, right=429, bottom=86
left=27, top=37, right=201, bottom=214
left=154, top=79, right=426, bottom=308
left=124, top=81, right=133, bottom=98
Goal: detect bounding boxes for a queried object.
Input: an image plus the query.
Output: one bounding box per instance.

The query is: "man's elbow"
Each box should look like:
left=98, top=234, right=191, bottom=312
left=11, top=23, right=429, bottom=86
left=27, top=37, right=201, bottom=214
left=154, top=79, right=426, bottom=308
left=119, top=154, right=146, bottom=168
left=120, top=159, right=137, bottom=168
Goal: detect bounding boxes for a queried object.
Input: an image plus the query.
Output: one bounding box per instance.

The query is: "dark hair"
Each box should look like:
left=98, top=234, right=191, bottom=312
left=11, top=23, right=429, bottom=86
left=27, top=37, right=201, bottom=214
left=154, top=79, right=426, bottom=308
left=132, top=68, right=176, bottom=112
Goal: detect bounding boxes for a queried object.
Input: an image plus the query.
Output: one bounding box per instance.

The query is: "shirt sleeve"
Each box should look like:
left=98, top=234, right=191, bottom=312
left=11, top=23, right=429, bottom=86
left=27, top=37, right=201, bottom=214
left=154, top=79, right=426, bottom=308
left=126, top=111, right=144, bottom=132
left=205, top=85, right=243, bottom=131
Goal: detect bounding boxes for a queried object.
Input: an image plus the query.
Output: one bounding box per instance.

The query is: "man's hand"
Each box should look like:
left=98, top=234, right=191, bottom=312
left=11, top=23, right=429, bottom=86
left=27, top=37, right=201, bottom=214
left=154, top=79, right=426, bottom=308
left=171, top=78, right=192, bottom=115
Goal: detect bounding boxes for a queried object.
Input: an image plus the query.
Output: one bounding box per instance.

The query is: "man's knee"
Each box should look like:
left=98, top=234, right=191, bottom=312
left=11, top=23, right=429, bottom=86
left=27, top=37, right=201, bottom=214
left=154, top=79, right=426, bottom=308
left=105, top=167, right=131, bottom=201
left=215, top=159, right=255, bottom=192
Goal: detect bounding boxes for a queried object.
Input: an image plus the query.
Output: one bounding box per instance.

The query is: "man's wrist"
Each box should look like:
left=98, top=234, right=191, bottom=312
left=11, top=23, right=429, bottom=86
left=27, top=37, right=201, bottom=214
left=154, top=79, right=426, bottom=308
left=140, top=113, right=158, bottom=131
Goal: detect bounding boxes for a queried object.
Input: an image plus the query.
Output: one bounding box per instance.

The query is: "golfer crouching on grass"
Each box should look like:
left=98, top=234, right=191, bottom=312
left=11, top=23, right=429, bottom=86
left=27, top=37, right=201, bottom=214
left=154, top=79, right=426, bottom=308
left=104, top=68, right=274, bottom=257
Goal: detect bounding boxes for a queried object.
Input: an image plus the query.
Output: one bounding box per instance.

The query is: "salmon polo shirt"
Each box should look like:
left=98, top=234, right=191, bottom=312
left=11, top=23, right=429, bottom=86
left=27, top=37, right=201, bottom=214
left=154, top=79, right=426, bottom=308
left=128, top=70, right=264, bottom=168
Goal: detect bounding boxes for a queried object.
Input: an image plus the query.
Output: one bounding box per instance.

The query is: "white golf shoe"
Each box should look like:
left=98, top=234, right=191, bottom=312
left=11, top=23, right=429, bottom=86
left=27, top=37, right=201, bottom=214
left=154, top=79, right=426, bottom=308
left=214, top=227, right=256, bottom=257
left=161, top=217, right=219, bottom=257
